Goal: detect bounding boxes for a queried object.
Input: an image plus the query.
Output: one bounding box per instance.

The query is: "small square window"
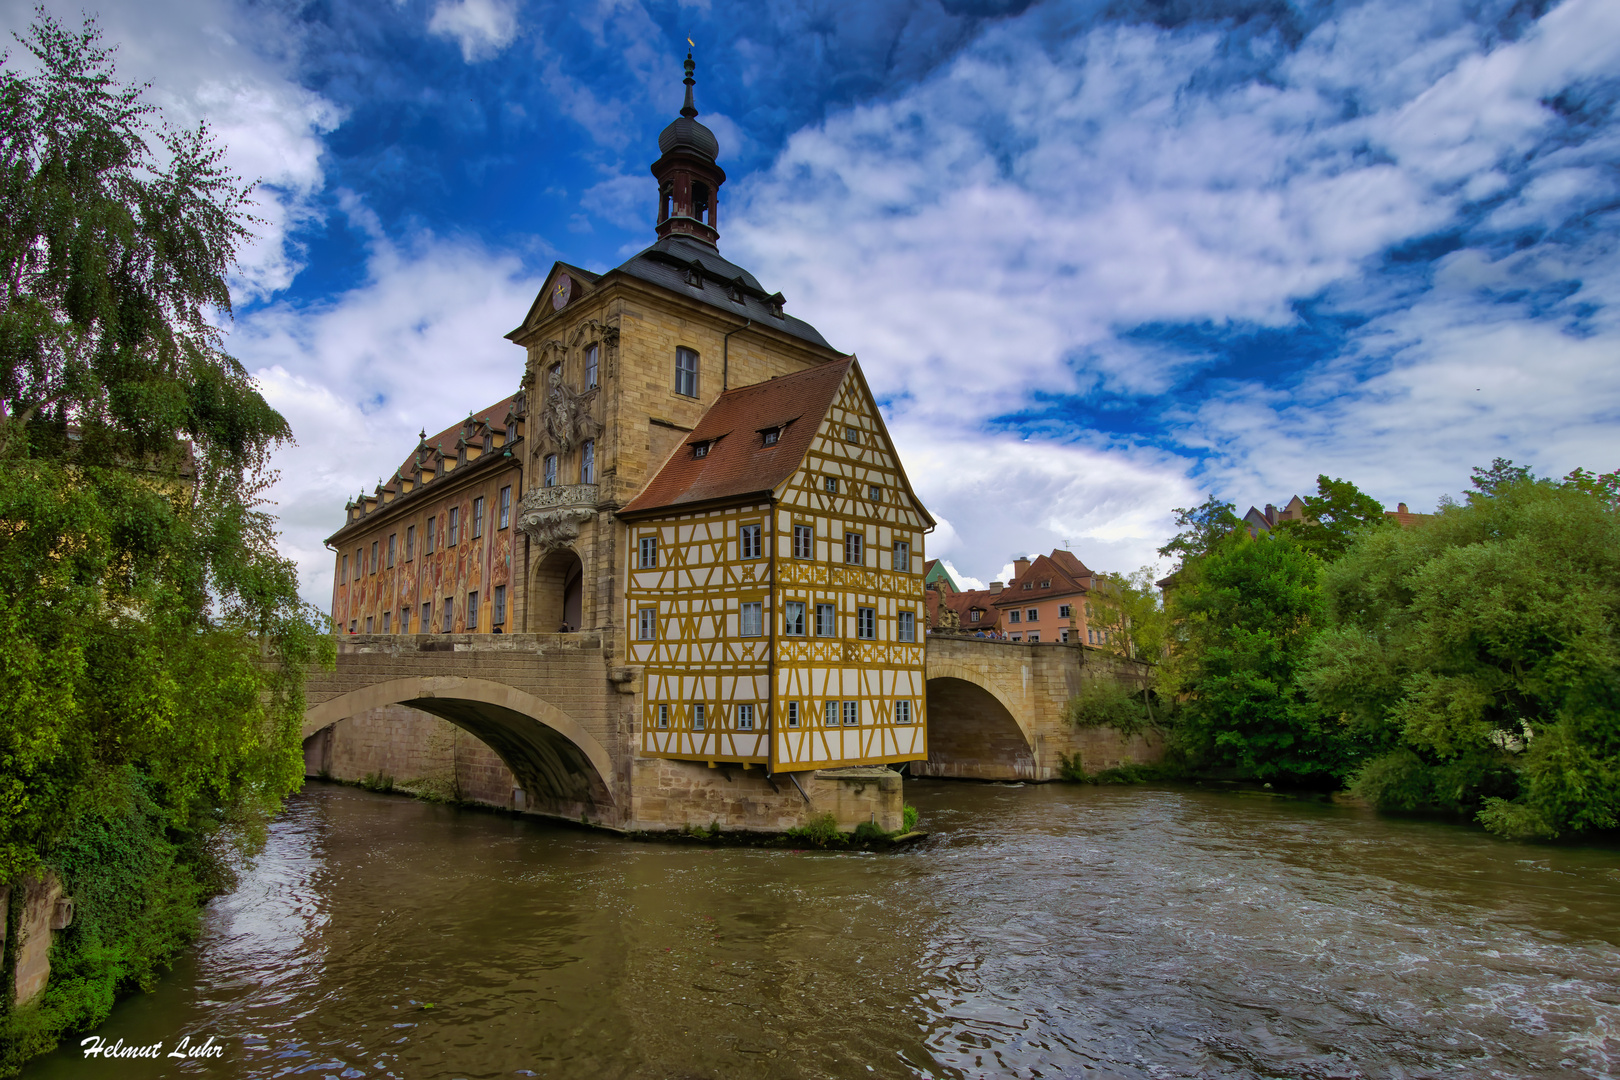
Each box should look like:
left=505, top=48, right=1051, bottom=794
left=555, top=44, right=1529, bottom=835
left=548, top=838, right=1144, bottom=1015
left=1041, top=579, right=1051, bottom=588
left=693, top=703, right=706, bottom=732
left=868, top=484, right=880, bottom=500
left=694, top=441, right=709, bottom=459
left=1009, top=610, right=1021, bottom=623
left=824, top=476, right=838, bottom=493
left=844, top=531, right=863, bottom=565
left=740, top=524, right=761, bottom=560
left=737, top=704, right=756, bottom=731
left=793, top=524, right=813, bottom=559
left=638, top=536, right=657, bottom=568
left=762, top=429, right=779, bottom=446
left=787, top=702, right=800, bottom=728
left=1023, top=581, right=1033, bottom=590
left=971, top=609, right=981, bottom=622
left=740, top=601, right=763, bottom=637
left=857, top=607, right=875, bottom=640
left=1028, top=632, right=1040, bottom=643
left=1027, top=608, right=1039, bottom=622
left=499, top=486, right=512, bottom=530
left=815, top=603, right=836, bottom=637
left=638, top=607, right=657, bottom=640
left=657, top=704, right=670, bottom=729
left=784, top=601, right=806, bottom=636
left=1059, top=604, right=1071, bottom=618
left=473, top=496, right=485, bottom=539
left=896, top=700, right=912, bottom=725
left=843, top=700, right=860, bottom=726
left=845, top=426, right=859, bottom=443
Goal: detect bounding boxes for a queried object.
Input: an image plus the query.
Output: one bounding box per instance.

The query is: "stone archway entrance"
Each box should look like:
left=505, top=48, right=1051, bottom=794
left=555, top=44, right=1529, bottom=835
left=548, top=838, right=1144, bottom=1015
left=529, top=548, right=584, bottom=632
left=917, top=676, right=1038, bottom=780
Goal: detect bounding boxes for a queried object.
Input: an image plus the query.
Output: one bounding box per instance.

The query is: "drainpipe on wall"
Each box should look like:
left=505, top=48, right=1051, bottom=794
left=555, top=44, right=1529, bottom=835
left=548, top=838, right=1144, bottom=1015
left=721, top=319, right=752, bottom=392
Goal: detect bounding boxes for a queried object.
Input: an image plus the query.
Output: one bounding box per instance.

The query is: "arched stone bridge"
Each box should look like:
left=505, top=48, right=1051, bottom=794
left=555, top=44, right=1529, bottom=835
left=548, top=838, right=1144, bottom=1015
left=300, top=632, right=1161, bottom=829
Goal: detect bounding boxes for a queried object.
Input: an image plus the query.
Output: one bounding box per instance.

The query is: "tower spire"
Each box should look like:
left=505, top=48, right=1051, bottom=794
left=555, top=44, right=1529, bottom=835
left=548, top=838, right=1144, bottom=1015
left=681, top=51, right=698, bottom=119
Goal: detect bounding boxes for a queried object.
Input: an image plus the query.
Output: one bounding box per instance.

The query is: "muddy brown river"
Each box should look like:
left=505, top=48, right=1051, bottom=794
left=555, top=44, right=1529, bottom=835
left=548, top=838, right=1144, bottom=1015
left=20, top=780, right=1620, bottom=1079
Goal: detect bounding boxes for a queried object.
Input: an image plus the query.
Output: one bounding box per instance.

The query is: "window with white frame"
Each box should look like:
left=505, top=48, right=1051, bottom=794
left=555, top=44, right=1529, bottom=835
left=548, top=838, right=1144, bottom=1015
left=581, top=440, right=595, bottom=484
left=1061, top=629, right=1070, bottom=643
left=898, top=610, right=916, bottom=642
left=675, top=347, right=699, bottom=397
left=893, top=540, right=910, bottom=571
left=1009, top=610, right=1021, bottom=623
left=824, top=476, right=838, bottom=493
left=544, top=454, right=558, bottom=487
left=473, top=496, right=485, bottom=539
left=824, top=702, right=839, bottom=727
left=896, top=699, right=912, bottom=724
left=784, top=601, right=806, bottom=636
left=844, top=425, right=859, bottom=443
left=499, top=486, right=511, bottom=530
left=638, top=606, right=657, bottom=640
left=493, top=585, right=506, bottom=626
left=740, top=524, right=761, bottom=559
left=857, top=607, right=875, bottom=639
left=787, top=702, right=800, bottom=728
left=740, top=601, right=763, bottom=637
left=868, top=484, right=880, bottom=500
left=793, top=524, right=813, bottom=559
left=971, top=610, right=981, bottom=622
left=1059, top=604, right=1070, bottom=618
left=1026, top=608, right=1038, bottom=622
left=815, top=603, right=836, bottom=637
left=1028, top=632, right=1039, bottom=643
left=762, top=428, right=779, bottom=446
left=657, top=704, right=670, bottom=729
left=638, top=535, right=657, bottom=568
left=449, top=507, right=460, bottom=545
left=586, top=343, right=599, bottom=389
left=693, top=703, right=706, bottom=731
left=737, top=704, right=756, bottom=731
left=844, top=531, right=863, bottom=565
left=842, top=700, right=860, bottom=726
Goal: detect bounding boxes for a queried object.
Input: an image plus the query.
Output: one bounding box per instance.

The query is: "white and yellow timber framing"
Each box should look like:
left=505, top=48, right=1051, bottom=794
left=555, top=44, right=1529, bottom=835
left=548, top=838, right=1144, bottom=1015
left=623, top=363, right=932, bottom=772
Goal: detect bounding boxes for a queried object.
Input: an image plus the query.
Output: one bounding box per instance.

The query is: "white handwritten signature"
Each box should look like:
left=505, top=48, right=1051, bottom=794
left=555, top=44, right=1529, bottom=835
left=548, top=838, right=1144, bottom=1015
left=80, top=1035, right=224, bottom=1059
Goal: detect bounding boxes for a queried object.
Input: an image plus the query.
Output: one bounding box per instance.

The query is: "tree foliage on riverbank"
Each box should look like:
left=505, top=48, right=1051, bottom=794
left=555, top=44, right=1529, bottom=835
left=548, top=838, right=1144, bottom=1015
left=1157, top=468, right=1620, bottom=840
left=0, top=13, right=328, bottom=1071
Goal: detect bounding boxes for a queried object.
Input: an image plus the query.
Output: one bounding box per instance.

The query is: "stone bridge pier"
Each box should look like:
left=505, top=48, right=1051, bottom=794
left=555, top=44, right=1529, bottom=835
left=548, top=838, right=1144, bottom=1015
left=918, top=635, right=1164, bottom=781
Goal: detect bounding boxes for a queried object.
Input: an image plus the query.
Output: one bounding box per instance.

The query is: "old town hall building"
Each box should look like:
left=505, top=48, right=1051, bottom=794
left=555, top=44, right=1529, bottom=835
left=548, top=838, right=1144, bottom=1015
left=326, top=55, right=934, bottom=786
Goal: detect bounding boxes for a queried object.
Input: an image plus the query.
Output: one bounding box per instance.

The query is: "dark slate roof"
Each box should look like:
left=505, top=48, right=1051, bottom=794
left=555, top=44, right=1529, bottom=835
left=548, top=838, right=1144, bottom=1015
left=660, top=115, right=718, bottom=160
left=621, top=359, right=852, bottom=516
left=614, top=236, right=837, bottom=351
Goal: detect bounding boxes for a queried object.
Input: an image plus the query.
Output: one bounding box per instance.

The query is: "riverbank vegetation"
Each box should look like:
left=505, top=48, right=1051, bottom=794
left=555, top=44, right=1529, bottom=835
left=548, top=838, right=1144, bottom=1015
left=0, top=14, right=328, bottom=1072
left=1090, top=466, right=1620, bottom=841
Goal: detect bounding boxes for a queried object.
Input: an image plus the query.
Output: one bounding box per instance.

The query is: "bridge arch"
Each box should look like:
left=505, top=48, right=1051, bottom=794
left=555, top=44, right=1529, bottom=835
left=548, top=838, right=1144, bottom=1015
left=920, top=660, right=1039, bottom=781
left=303, top=676, right=615, bottom=812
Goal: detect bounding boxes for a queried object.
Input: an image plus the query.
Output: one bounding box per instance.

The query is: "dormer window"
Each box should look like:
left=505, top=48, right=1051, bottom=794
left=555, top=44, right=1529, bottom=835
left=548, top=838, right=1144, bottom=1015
left=762, top=429, right=779, bottom=446
left=685, top=267, right=702, bottom=288
left=693, top=442, right=710, bottom=459
left=1041, top=580, right=1051, bottom=588
left=768, top=293, right=785, bottom=318
left=728, top=282, right=744, bottom=304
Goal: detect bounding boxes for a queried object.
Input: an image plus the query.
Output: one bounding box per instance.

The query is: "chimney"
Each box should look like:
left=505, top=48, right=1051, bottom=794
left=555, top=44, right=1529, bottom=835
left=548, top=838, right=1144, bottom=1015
left=989, top=581, right=1004, bottom=594
left=1265, top=503, right=1278, bottom=525
left=1013, top=558, right=1030, bottom=579
left=1397, top=502, right=1408, bottom=513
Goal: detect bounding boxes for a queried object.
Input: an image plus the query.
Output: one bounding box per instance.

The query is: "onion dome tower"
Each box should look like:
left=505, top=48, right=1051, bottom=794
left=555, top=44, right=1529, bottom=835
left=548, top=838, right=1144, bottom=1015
left=652, top=52, right=727, bottom=248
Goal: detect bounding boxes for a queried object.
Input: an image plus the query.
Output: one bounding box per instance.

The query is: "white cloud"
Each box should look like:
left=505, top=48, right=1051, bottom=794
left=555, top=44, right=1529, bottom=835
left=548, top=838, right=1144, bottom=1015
left=428, top=0, right=520, bottom=63
left=1, top=0, right=340, bottom=304
left=233, top=230, right=541, bottom=607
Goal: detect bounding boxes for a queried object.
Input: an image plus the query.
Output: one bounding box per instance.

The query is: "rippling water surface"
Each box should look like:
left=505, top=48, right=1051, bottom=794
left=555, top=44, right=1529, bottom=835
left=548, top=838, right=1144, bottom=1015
left=21, top=781, right=1620, bottom=1079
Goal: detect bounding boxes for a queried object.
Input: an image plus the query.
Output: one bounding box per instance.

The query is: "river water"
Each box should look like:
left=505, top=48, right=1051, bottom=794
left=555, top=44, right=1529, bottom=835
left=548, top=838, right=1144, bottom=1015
left=21, top=780, right=1620, bottom=1079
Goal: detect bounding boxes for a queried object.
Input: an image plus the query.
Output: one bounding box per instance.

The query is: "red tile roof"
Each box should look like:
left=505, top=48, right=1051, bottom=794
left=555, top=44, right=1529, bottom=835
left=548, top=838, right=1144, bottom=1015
left=621, top=360, right=852, bottom=516
left=401, top=394, right=518, bottom=480
left=993, top=550, right=1092, bottom=607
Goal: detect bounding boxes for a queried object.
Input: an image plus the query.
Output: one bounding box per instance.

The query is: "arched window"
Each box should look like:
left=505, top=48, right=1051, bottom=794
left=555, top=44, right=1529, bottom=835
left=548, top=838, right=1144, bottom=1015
left=692, top=182, right=709, bottom=222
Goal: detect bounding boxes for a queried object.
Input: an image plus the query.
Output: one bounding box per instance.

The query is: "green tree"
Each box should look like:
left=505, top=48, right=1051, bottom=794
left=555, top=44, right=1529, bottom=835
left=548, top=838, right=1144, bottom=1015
left=1560, top=466, right=1619, bottom=508
left=1157, top=495, right=1240, bottom=566
left=1085, top=567, right=1169, bottom=721
left=1274, top=474, right=1389, bottom=562
left=1162, top=531, right=1344, bottom=787
left=1303, top=476, right=1620, bottom=838
left=0, top=13, right=328, bottom=1067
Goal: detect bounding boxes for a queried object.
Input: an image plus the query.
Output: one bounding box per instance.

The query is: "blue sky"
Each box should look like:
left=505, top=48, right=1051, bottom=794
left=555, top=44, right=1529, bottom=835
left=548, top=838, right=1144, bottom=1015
left=6, top=0, right=1617, bottom=604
